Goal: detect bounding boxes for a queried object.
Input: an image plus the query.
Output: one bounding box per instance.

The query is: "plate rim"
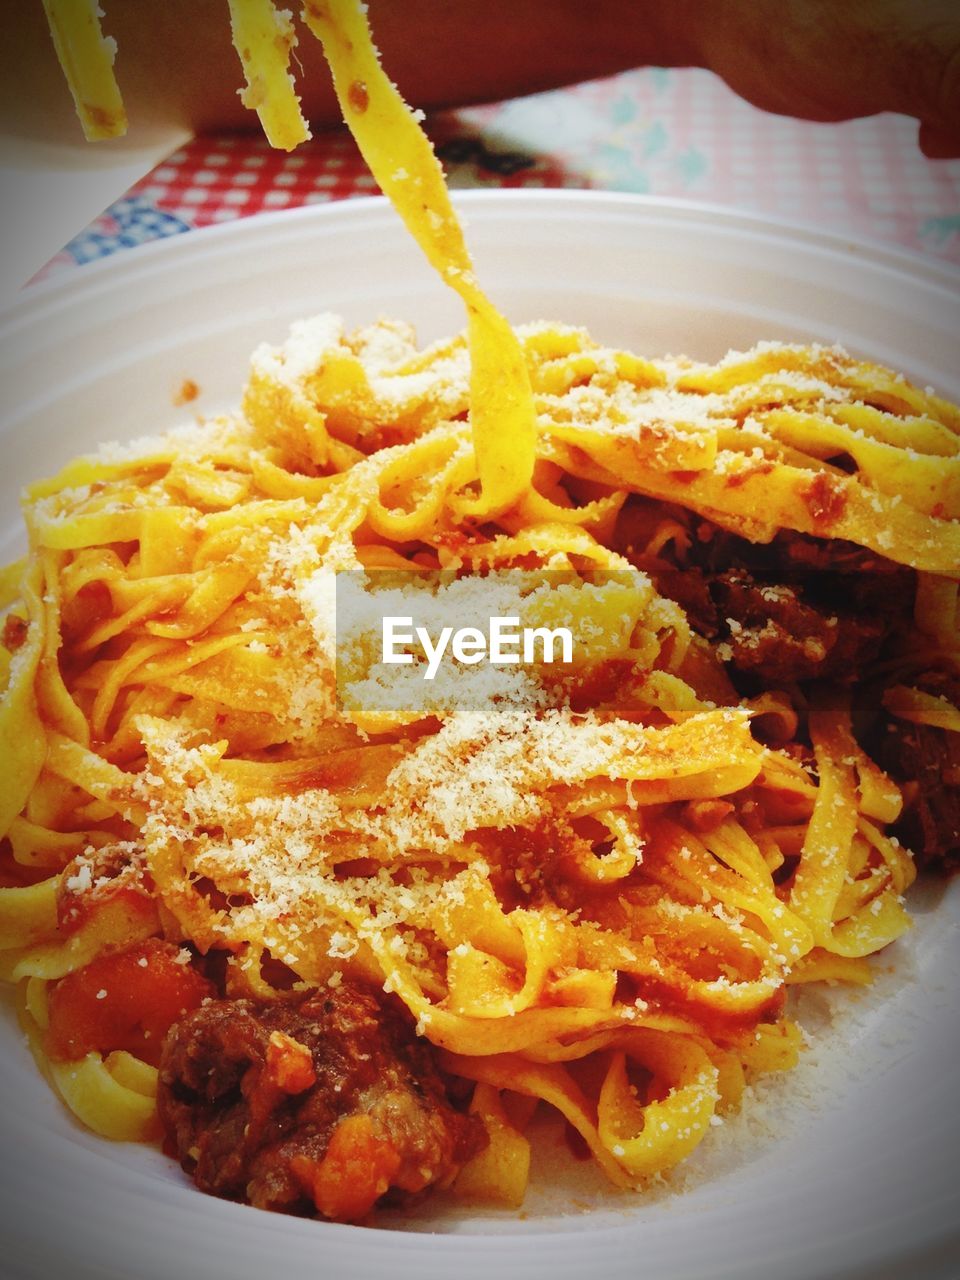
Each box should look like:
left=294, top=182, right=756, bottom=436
left=4, top=188, right=958, bottom=333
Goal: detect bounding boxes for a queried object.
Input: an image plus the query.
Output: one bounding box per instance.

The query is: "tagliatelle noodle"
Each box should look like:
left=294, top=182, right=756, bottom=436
left=300, top=0, right=538, bottom=517
left=226, top=0, right=312, bottom=151
left=41, top=0, right=126, bottom=140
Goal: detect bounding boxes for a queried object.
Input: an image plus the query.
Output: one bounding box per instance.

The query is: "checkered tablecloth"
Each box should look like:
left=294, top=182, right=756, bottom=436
left=38, top=67, right=960, bottom=278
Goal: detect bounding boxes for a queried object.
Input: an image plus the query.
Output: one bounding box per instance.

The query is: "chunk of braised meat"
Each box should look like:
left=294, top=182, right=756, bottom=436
left=879, top=673, right=960, bottom=874
left=643, top=525, right=913, bottom=685
left=692, top=527, right=913, bottom=604
left=650, top=567, right=719, bottom=638
left=709, top=571, right=888, bottom=683
left=158, top=985, right=486, bottom=1221
left=647, top=563, right=894, bottom=685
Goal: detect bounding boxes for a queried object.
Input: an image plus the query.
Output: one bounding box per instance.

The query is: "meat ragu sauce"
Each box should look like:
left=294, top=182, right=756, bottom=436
left=879, top=673, right=960, bottom=875
left=158, top=984, right=486, bottom=1221
left=44, top=867, right=485, bottom=1223
left=613, top=494, right=959, bottom=871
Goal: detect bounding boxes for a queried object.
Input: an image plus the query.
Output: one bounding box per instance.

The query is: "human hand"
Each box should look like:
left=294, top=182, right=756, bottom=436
left=8, top=0, right=960, bottom=158
left=692, top=0, right=960, bottom=158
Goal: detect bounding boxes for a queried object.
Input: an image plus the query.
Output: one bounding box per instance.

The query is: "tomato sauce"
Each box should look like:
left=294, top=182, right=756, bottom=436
left=46, top=938, right=214, bottom=1067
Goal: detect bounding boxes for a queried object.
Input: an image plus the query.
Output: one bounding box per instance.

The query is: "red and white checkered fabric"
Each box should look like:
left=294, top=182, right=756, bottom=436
left=137, top=118, right=574, bottom=229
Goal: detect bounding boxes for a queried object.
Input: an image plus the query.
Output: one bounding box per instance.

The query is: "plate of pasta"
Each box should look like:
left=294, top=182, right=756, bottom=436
left=2, top=11, right=960, bottom=1277
left=1, top=185, right=958, bottom=1280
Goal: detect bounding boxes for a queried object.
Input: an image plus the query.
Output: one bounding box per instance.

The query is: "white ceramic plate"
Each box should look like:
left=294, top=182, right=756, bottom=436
left=1, top=192, right=958, bottom=1280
